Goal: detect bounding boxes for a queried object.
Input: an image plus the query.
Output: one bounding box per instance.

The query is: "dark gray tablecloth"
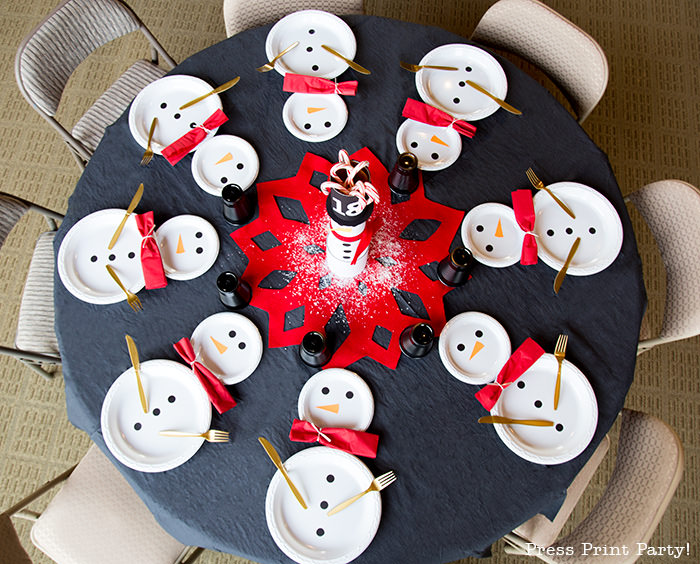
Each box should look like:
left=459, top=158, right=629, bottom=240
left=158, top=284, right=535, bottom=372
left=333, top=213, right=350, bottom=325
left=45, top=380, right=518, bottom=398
left=54, top=15, right=645, bottom=564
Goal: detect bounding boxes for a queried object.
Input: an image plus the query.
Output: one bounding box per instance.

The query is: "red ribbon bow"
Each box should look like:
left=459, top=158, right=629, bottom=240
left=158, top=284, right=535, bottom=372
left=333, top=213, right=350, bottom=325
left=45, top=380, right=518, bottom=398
left=401, top=98, right=476, bottom=138
left=475, top=338, right=545, bottom=411
left=135, top=212, right=167, bottom=289
left=173, top=337, right=236, bottom=414
left=161, top=109, right=228, bottom=166
left=512, top=189, right=538, bottom=265
left=289, top=419, right=379, bottom=458
left=283, top=73, right=358, bottom=96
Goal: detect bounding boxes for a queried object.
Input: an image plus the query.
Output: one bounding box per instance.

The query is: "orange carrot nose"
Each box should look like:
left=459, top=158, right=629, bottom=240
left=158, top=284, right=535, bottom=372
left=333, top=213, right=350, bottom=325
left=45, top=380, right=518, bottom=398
left=430, top=134, right=449, bottom=147
left=469, top=341, right=484, bottom=360
left=215, top=152, right=233, bottom=164
left=307, top=107, right=325, bottom=114
left=176, top=234, right=185, bottom=254
left=210, top=336, right=228, bottom=354
left=316, top=404, right=340, bottom=414
left=494, top=219, right=504, bottom=238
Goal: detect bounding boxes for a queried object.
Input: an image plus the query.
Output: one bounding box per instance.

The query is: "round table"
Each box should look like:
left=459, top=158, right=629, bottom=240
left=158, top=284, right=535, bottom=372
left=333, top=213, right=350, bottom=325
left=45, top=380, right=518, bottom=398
left=54, top=15, right=645, bottom=564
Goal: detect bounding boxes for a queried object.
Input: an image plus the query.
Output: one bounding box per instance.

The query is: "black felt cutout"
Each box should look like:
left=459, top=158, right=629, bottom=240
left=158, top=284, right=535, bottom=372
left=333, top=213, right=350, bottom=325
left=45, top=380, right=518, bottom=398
left=284, top=305, right=305, bottom=331
left=252, top=231, right=281, bottom=251
left=400, top=219, right=441, bottom=241
left=372, top=325, right=392, bottom=349
left=310, top=171, right=327, bottom=189
left=357, top=281, right=368, bottom=296
left=376, top=256, right=398, bottom=268
left=419, top=261, right=439, bottom=282
left=391, top=288, right=430, bottom=320
left=319, top=274, right=332, bottom=290
left=258, top=270, right=296, bottom=289
left=274, top=195, right=309, bottom=224
left=304, top=244, right=325, bottom=255
left=324, top=304, right=350, bottom=354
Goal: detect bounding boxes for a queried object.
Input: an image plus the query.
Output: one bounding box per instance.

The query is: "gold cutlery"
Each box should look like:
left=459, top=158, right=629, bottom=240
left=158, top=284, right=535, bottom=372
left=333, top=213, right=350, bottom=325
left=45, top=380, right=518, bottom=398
left=125, top=334, right=148, bottom=413
left=553, top=237, right=581, bottom=294
left=399, top=61, right=458, bottom=72
left=140, top=117, right=157, bottom=166
left=553, top=334, right=568, bottom=409
left=256, top=41, right=299, bottom=72
left=108, top=183, right=144, bottom=250
left=258, top=437, right=307, bottom=509
left=466, top=80, right=522, bottom=115
left=525, top=168, right=576, bottom=219
left=159, top=430, right=229, bottom=442
left=179, top=76, right=241, bottom=110
left=479, top=416, right=554, bottom=427
left=106, top=265, right=143, bottom=312
left=321, top=44, right=371, bottom=75
left=327, top=470, right=396, bottom=516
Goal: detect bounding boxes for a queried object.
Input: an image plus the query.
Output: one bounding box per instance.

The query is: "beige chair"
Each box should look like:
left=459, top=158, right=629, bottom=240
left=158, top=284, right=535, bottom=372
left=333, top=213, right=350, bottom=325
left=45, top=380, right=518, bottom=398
left=0, top=193, right=63, bottom=379
left=470, top=0, right=608, bottom=123
left=15, top=0, right=176, bottom=170
left=223, top=0, right=363, bottom=38
left=1, top=445, right=203, bottom=564
left=503, top=409, right=684, bottom=563
left=626, top=180, right=700, bottom=354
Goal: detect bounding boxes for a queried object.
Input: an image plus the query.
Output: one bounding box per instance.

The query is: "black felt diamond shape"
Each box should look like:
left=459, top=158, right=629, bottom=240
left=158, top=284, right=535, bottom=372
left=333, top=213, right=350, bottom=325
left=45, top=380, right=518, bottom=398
left=274, top=195, right=309, bottom=224
left=252, top=231, right=281, bottom=251
left=391, top=287, right=429, bottom=320
left=258, top=270, right=296, bottom=289
left=400, top=219, right=441, bottom=241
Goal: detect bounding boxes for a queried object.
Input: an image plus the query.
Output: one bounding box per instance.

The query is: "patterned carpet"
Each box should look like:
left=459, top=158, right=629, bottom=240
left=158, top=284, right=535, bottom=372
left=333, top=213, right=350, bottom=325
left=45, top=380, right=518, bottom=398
left=0, top=1, right=697, bottom=563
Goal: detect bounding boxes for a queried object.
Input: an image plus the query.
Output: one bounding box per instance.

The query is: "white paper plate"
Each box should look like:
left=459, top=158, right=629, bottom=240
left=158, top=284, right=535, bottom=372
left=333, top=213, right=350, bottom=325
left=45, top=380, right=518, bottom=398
left=282, top=93, right=348, bottom=143
left=491, top=354, right=598, bottom=465
left=265, top=10, right=356, bottom=78
left=265, top=446, right=381, bottom=564
left=415, top=44, right=507, bottom=120
left=461, top=203, right=524, bottom=267
left=439, top=311, right=511, bottom=385
left=128, top=75, right=223, bottom=153
left=395, top=119, right=462, bottom=171
left=190, top=312, right=263, bottom=385
left=191, top=135, right=259, bottom=196
left=57, top=209, right=145, bottom=304
left=533, top=182, right=623, bottom=276
left=155, top=215, right=219, bottom=280
left=101, top=359, right=212, bottom=473
left=298, top=369, right=374, bottom=431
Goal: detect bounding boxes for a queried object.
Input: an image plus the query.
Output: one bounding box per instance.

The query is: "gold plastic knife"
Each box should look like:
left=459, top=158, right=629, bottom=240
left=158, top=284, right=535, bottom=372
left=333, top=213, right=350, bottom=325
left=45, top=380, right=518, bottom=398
left=466, top=80, right=522, bottom=115
left=479, top=416, right=554, bottom=427
left=553, top=237, right=581, bottom=294
left=258, top=437, right=307, bottom=509
left=321, top=44, right=371, bottom=75
left=179, top=76, right=240, bottom=110
left=125, top=334, right=148, bottom=414
left=108, top=183, right=144, bottom=250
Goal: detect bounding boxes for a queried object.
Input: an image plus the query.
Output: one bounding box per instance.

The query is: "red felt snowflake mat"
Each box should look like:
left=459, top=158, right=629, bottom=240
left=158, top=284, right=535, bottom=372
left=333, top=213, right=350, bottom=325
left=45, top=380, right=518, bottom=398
left=231, top=148, right=465, bottom=369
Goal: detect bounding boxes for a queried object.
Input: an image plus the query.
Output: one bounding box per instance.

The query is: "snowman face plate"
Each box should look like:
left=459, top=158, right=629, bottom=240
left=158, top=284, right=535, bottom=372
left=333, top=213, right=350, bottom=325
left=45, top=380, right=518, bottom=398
left=283, top=93, right=348, bottom=143
left=533, top=182, right=623, bottom=276
left=101, top=359, right=212, bottom=472
left=191, top=135, right=259, bottom=196
left=461, top=203, right=524, bottom=267
left=155, top=215, right=219, bottom=280
left=415, top=44, right=507, bottom=120
left=265, top=446, right=381, bottom=564
left=190, top=312, right=263, bottom=385
left=439, top=311, right=511, bottom=384
left=395, top=120, right=462, bottom=171
left=491, top=354, right=598, bottom=465
left=57, top=209, right=145, bottom=304
left=298, top=369, right=374, bottom=431
left=128, top=75, right=223, bottom=153
left=265, top=10, right=356, bottom=78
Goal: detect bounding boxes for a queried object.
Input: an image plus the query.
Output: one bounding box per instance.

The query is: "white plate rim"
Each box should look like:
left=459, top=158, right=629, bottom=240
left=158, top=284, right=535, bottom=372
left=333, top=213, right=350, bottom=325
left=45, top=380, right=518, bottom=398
left=533, top=181, right=623, bottom=275
left=395, top=119, right=462, bottom=171
left=190, top=135, right=259, bottom=196
left=265, top=446, right=381, bottom=564
left=460, top=202, right=524, bottom=267
left=438, top=311, right=511, bottom=384
left=491, top=354, right=598, bottom=465
left=57, top=208, right=145, bottom=304
left=415, top=43, right=507, bottom=121
left=100, top=359, right=212, bottom=473
left=155, top=215, right=220, bottom=280
left=297, top=368, right=375, bottom=431
left=190, top=311, right=263, bottom=385
left=282, top=93, right=348, bottom=143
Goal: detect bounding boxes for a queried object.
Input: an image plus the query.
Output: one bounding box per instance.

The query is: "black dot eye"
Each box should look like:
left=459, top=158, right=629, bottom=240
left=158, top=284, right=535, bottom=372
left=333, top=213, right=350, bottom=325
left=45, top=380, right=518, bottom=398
left=459, top=81, right=466, bottom=87
left=128, top=251, right=135, bottom=259
left=453, top=97, right=460, bottom=104
left=311, top=64, right=319, bottom=71
left=534, top=400, right=542, bottom=408
left=322, top=387, right=330, bottom=395
left=431, top=153, right=439, bottom=160
left=324, top=121, right=332, bottom=128
left=168, top=395, right=176, bottom=403
left=410, top=141, right=418, bottom=148
left=236, top=163, right=244, bottom=170
left=346, top=391, right=354, bottom=399
left=174, top=113, right=181, bottom=119
left=91, top=255, right=98, bottom=262
left=134, top=422, right=142, bottom=430
left=304, top=123, right=312, bottom=130
left=316, top=528, right=324, bottom=536
left=308, top=29, right=315, bottom=34
left=547, top=229, right=555, bottom=236
left=475, top=330, right=483, bottom=338
left=485, top=244, right=493, bottom=252
left=517, top=381, right=525, bottom=389
left=306, top=46, right=313, bottom=52
left=189, top=122, right=197, bottom=128
left=220, top=177, right=228, bottom=184
left=465, top=66, right=472, bottom=72
left=160, top=102, right=167, bottom=109
left=457, top=343, right=465, bottom=351
left=566, top=227, right=573, bottom=235
left=556, top=424, right=564, bottom=432
left=195, top=231, right=203, bottom=238
left=476, top=225, right=484, bottom=232
left=229, top=330, right=237, bottom=338
left=589, top=227, right=596, bottom=234
left=196, top=247, right=204, bottom=254
left=320, top=501, right=328, bottom=509
left=326, top=474, right=335, bottom=482
left=152, top=408, right=160, bottom=416
left=238, top=342, right=246, bottom=350
left=108, top=254, right=116, bottom=261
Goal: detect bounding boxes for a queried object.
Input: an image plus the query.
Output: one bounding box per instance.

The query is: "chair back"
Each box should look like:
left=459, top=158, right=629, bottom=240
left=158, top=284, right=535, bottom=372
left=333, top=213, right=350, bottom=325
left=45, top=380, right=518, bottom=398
left=15, top=0, right=140, bottom=118
left=0, top=194, right=30, bottom=250
left=628, top=180, right=700, bottom=349
left=223, top=0, right=363, bottom=38
left=471, top=0, right=608, bottom=123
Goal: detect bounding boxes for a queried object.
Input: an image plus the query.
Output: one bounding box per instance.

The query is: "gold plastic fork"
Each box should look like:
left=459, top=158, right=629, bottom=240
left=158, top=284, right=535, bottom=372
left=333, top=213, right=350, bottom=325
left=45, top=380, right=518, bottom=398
left=105, top=265, right=143, bottom=312
left=327, top=470, right=396, bottom=516
left=479, top=415, right=554, bottom=427
left=399, top=61, right=458, bottom=72
left=140, top=117, right=157, bottom=166
left=525, top=168, right=576, bottom=219
left=159, top=430, right=230, bottom=443
left=321, top=44, right=371, bottom=75
left=179, top=76, right=240, bottom=110
left=256, top=41, right=299, bottom=72
left=553, top=334, right=568, bottom=409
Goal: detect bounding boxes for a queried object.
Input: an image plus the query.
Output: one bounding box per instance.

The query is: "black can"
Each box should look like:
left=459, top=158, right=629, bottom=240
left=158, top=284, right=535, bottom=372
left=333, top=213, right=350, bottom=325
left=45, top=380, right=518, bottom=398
left=222, top=184, right=256, bottom=225
left=399, top=323, right=435, bottom=358
left=299, top=331, right=332, bottom=367
left=388, top=152, right=419, bottom=195
left=437, top=247, right=475, bottom=287
left=217, top=271, right=252, bottom=310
